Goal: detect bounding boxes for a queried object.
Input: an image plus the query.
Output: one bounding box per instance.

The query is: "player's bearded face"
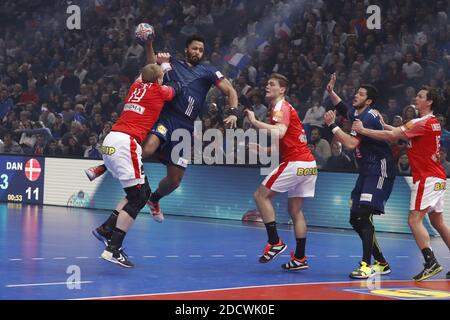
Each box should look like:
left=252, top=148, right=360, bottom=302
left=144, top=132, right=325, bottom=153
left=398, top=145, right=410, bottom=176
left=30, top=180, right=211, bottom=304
left=185, top=41, right=204, bottom=65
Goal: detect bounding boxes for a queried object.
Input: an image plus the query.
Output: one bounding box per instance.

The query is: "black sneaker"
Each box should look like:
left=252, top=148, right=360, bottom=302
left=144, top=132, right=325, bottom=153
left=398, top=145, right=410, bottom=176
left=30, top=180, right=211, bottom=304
left=413, top=260, right=443, bottom=281
left=92, top=225, right=111, bottom=246
left=446, top=270, right=449, bottom=279
left=101, top=246, right=134, bottom=268
left=259, top=240, right=287, bottom=263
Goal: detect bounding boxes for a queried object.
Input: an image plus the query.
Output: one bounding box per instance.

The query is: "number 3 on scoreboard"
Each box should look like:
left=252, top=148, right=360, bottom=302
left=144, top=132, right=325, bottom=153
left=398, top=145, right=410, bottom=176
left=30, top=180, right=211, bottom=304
left=0, top=174, right=8, bottom=190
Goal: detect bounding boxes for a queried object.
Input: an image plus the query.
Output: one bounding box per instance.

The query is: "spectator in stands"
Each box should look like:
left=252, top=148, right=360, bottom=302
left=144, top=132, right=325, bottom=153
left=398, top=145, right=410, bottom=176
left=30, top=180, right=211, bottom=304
left=325, top=141, right=355, bottom=172
left=310, top=127, right=331, bottom=161
left=1, top=133, right=22, bottom=154
left=397, top=153, right=411, bottom=175
left=439, top=147, right=450, bottom=177
left=84, top=133, right=102, bottom=159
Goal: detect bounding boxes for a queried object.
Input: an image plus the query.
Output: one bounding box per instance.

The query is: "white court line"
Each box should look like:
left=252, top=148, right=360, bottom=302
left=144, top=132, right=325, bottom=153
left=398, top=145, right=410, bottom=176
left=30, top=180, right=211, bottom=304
left=210, top=255, right=225, bottom=258
left=31, top=258, right=44, bottom=260
left=165, top=255, right=179, bottom=258
left=308, top=255, right=316, bottom=258
left=7, top=281, right=93, bottom=288
left=75, top=257, right=89, bottom=259
left=53, top=257, right=66, bottom=260
left=396, top=256, right=409, bottom=258
left=76, top=278, right=449, bottom=300
left=327, top=255, right=340, bottom=258
left=233, top=255, right=247, bottom=257
left=9, top=259, right=22, bottom=261
left=188, top=255, right=202, bottom=258
left=350, top=255, right=362, bottom=258
left=143, top=256, right=157, bottom=258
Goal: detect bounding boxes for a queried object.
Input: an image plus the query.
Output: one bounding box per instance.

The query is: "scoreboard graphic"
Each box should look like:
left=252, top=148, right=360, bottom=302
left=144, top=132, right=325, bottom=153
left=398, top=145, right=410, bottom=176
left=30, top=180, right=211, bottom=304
left=0, top=156, right=45, bottom=205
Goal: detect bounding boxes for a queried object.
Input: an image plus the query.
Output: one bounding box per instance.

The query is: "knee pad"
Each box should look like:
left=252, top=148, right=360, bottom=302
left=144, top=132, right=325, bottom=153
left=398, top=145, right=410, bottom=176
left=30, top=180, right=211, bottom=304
left=350, top=207, right=374, bottom=231
left=123, top=184, right=148, bottom=219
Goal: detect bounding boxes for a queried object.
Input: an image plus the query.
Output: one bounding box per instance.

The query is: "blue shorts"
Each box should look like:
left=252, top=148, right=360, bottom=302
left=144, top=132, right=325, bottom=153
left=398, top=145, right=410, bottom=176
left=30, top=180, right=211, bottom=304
left=150, top=114, right=194, bottom=169
left=351, top=175, right=395, bottom=214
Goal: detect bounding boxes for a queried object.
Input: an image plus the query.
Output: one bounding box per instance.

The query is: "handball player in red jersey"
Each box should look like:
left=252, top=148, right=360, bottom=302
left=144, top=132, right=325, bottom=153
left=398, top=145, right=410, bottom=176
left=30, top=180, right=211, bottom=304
left=245, top=73, right=317, bottom=271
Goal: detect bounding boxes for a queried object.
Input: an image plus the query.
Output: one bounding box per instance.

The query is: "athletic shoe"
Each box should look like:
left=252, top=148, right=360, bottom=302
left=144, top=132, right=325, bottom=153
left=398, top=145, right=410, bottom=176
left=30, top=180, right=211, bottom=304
left=92, top=225, right=111, bottom=246
left=281, top=252, right=309, bottom=270
left=413, top=260, right=443, bottom=281
left=349, top=261, right=375, bottom=279
left=372, top=260, right=391, bottom=275
left=259, top=240, right=287, bottom=263
left=147, top=200, right=164, bottom=223
left=84, top=164, right=107, bottom=181
left=446, top=270, right=449, bottom=279
left=101, top=246, right=134, bottom=268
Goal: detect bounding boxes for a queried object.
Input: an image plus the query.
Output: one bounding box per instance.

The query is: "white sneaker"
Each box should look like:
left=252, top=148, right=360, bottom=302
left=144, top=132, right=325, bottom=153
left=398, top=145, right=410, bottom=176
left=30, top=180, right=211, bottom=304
left=147, top=201, right=164, bottom=223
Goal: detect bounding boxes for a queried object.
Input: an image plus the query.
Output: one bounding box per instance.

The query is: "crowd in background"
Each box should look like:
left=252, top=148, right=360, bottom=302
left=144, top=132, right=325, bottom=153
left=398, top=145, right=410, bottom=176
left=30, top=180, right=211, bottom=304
left=1, top=0, right=450, bottom=175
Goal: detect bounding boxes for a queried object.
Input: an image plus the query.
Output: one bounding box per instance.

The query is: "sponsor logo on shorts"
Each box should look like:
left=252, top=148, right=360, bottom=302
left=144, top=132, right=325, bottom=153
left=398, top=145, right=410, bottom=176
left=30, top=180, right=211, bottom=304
left=176, top=157, right=189, bottom=168
left=296, top=167, right=317, bottom=176
left=123, top=103, right=145, bottom=115
left=434, top=182, right=446, bottom=191
left=157, top=124, right=168, bottom=136
left=99, top=146, right=116, bottom=155
left=360, top=193, right=373, bottom=202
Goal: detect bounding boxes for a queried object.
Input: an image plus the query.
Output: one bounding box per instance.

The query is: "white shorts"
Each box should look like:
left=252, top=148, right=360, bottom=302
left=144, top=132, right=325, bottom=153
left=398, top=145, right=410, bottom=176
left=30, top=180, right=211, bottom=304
left=101, top=131, right=145, bottom=188
left=262, top=161, right=317, bottom=198
left=410, top=177, right=446, bottom=212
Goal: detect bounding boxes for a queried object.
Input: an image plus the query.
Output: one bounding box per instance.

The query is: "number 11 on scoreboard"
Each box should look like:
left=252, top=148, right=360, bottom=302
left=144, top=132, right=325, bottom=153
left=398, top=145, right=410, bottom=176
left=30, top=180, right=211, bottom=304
left=26, top=187, right=39, bottom=200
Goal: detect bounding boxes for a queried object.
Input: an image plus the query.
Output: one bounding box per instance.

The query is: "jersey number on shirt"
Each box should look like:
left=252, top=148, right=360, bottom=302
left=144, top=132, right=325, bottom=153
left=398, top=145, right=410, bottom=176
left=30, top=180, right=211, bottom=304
left=129, top=88, right=148, bottom=103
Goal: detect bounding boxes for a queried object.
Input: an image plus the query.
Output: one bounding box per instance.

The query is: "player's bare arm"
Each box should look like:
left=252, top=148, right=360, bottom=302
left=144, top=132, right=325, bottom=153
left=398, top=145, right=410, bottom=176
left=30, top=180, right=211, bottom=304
left=145, top=40, right=156, bottom=64
left=245, top=109, right=288, bottom=138
left=326, top=73, right=342, bottom=106
left=324, top=110, right=359, bottom=150
left=352, top=119, right=407, bottom=142
left=217, top=78, right=239, bottom=129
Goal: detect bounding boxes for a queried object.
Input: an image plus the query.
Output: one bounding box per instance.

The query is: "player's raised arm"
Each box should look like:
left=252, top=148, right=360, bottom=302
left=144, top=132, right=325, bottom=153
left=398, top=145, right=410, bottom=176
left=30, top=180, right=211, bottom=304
left=326, top=73, right=348, bottom=118
left=217, top=78, right=239, bottom=129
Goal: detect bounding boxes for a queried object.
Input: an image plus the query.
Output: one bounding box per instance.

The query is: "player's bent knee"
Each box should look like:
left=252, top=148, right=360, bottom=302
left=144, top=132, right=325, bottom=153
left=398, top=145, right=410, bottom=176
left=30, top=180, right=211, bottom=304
left=123, top=184, right=148, bottom=219
left=349, top=209, right=373, bottom=231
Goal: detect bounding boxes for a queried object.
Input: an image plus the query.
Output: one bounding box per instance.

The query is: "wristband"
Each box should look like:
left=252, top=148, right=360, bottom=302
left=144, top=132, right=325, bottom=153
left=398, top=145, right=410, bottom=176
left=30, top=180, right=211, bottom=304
left=229, top=107, right=238, bottom=117
left=329, top=123, right=340, bottom=134
left=161, top=62, right=172, bottom=73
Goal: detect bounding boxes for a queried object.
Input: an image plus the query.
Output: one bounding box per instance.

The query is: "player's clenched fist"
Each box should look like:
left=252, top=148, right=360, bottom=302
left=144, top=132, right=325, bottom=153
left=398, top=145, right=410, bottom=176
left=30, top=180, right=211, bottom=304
left=156, top=52, right=171, bottom=64
left=351, top=119, right=364, bottom=133
left=324, top=110, right=337, bottom=126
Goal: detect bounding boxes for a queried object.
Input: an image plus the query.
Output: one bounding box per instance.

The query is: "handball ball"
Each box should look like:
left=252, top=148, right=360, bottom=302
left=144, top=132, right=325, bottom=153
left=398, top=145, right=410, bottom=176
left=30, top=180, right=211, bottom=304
left=135, top=23, right=155, bottom=43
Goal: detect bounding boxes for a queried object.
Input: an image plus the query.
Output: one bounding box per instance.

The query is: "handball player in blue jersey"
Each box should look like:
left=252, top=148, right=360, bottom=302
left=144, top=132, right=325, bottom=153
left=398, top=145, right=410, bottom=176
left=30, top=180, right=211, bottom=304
left=86, top=34, right=239, bottom=221
left=323, top=73, right=395, bottom=279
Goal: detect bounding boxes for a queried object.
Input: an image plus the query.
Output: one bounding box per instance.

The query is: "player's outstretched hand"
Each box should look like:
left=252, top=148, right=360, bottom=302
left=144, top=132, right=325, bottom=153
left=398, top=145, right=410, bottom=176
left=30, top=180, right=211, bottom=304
left=244, top=109, right=256, bottom=124
left=352, top=119, right=364, bottom=133
left=156, top=52, right=171, bottom=64
left=324, top=110, right=336, bottom=126
left=326, top=73, right=337, bottom=93
left=224, top=115, right=238, bottom=129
